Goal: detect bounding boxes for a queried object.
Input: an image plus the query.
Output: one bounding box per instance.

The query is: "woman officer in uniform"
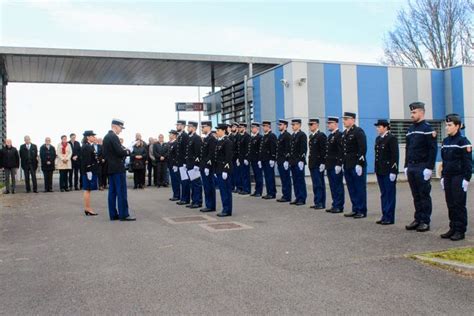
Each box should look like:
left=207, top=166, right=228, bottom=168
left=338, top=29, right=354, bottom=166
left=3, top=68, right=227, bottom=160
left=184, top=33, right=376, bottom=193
left=81, top=130, right=99, bottom=216
left=440, top=114, right=472, bottom=241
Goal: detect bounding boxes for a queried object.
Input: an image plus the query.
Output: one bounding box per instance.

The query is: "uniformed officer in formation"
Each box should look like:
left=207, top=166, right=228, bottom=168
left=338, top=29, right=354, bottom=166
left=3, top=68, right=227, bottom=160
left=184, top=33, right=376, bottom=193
left=167, top=129, right=180, bottom=202
left=374, top=119, right=399, bottom=225
left=276, top=119, right=292, bottom=203
left=185, top=121, right=202, bottom=208
left=440, top=114, right=472, bottom=241
left=249, top=122, right=263, bottom=197
left=342, top=112, right=368, bottom=219
left=259, top=120, right=277, bottom=199
left=215, top=123, right=234, bottom=216
left=325, top=116, right=345, bottom=214
left=237, top=122, right=251, bottom=195
left=200, top=120, right=217, bottom=213
left=229, top=122, right=241, bottom=193
left=176, top=120, right=191, bottom=205
left=404, top=102, right=438, bottom=232
left=308, top=118, right=327, bottom=209
left=289, top=119, right=308, bottom=206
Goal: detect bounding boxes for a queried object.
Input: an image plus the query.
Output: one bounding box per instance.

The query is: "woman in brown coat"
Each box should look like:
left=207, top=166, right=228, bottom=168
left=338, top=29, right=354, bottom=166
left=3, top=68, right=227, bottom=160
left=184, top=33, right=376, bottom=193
left=56, top=135, right=73, bottom=192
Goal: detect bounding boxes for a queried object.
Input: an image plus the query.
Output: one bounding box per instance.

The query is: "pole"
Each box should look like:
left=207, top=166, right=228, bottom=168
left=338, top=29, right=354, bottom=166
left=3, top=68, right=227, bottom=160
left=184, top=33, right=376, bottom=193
left=244, top=75, right=249, bottom=132
left=198, top=86, right=201, bottom=135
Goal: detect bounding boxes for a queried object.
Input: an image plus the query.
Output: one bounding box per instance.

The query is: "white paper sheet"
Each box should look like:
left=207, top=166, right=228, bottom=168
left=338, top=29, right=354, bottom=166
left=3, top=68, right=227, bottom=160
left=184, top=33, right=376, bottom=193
left=179, top=166, right=189, bottom=180
left=188, top=168, right=201, bottom=181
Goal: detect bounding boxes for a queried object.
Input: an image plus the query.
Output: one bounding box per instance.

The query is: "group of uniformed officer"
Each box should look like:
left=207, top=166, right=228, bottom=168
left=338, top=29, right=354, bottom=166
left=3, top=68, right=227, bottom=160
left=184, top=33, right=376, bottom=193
left=165, top=101, right=471, bottom=240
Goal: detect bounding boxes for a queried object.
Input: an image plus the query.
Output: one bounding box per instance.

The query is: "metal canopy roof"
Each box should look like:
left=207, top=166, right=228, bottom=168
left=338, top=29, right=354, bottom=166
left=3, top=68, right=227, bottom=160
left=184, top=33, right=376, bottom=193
left=0, top=47, right=288, bottom=87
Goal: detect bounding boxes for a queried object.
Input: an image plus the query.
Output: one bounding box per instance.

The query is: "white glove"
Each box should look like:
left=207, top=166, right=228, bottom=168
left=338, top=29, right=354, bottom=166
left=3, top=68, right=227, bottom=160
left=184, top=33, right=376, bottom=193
left=423, top=168, right=432, bottom=181
left=244, top=159, right=249, bottom=166
left=440, top=178, right=444, bottom=190
left=269, top=160, right=275, bottom=168
left=298, top=161, right=304, bottom=171
left=204, top=168, right=209, bottom=176
left=86, top=171, right=92, bottom=180
left=182, top=164, right=186, bottom=169
left=389, top=173, right=396, bottom=182
left=355, top=165, right=363, bottom=176
left=462, top=179, right=469, bottom=192
left=283, top=161, right=289, bottom=170
left=173, top=166, right=178, bottom=172
left=222, top=172, right=228, bottom=180
left=335, top=165, right=342, bottom=174
left=319, top=164, right=325, bottom=173
left=236, top=159, right=240, bottom=167
left=404, top=167, right=408, bottom=178
left=193, top=166, right=199, bottom=172
left=257, top=161, right=262, bottom=169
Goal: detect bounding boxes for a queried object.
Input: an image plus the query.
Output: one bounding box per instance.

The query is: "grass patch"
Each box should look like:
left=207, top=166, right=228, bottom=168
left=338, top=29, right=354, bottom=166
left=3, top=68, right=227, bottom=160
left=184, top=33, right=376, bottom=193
left=421, top=247, right=474, bottom=265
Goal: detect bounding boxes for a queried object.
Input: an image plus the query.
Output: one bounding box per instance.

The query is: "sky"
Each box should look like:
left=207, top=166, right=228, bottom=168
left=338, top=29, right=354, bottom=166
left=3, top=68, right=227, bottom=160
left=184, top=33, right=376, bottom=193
left=0, top=0, right=405, bottom=146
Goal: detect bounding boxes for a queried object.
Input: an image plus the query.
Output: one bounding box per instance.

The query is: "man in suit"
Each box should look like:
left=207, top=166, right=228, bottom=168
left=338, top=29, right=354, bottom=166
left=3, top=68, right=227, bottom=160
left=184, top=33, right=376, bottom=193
left=19, top=135, right=39, bottom=193
left=374, top=119, right=399, bottom=225
left=249, top=122, right=263, bottom=197
left=215, top=123, right=234, bottom=217
left=308, top=118, right=327, bottom=210
left=102, top=119, right=135, bottom=221
left=325, top=117, right=345, bottom=214
left=40, top=137, right=56, bottom=192
left=276, top=119, right=292, bottom=202
left=259, top=120, right=278, bottom=199
left=176, top=120, right=191, bottom=205
left=237, top=122, right=251, bottom=195
left=68, top=133, right=82, bottom=190
left=1, top=139, right=20, bottom=194
left=185, top=121, right=203, bottom=208
left=94, top=138, right=106, bottom=190
left=342, top=112, right=368, bottom=219
left=153, top=134, right=169, bottom=187
left=200, top=120, right=217, bottom=212
left=167, top=130, right=180, bottom=201
left=147, top=137, right=156, bottom=186
left=289, top=119, right=308, bottom=206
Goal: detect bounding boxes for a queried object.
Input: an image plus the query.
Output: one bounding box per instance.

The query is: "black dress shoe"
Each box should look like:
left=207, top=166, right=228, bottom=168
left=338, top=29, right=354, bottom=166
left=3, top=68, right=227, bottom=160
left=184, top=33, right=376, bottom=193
left=4, top=191, right=9, bottom=194
left=295, top=201, right=305, bottom=206
left=110, top=217, right=120, bottom=221
left=60, top=189, right=65, bottom=192
left=120, top=216, right=136, bottom=221
left=169, top=197, right=180, bottom=201
left=344, top=212, right=356, bottom=217
left=216, top=212, right=231, bottom=217
left=416, top=223, right=430, bottom=232
left=353, top=213, right=366, bottom=219
left=440, top=229, right=455, bottom=239
left=189, top=204, right=202, bottom=209
left=200, top=208, right=216, bottom=212
left=11, top=191, right=15, bottom=194
left=250, top=192, right=257, bottom=196
left=239, top=191, right=250, bottom=195
left=330, top=208, right=343, bottom=214
left=253, top=194, right=262, bottom=197
left=262, top=195, right=275, bottom=200
left=314, top=205, right=325, bottom=210
left=290, top=200, right=298, bottom=205
left=33, top=190, right=38, bottom=193
left=277, top=198, right=290, bottom=203
left=376, top=219, right=383, bottom=224
left=176, top=201, right=188, bottom=205
left=381, top=221, right=394, bottom=225
left=450, top=232, right=465, bottom=241
left=405, top=220, right=420, bottom=231
left=309, top=205, right=316, bottom=209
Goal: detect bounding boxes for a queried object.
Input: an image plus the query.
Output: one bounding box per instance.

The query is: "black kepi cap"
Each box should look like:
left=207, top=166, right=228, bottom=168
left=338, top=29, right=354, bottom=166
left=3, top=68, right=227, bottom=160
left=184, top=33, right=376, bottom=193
left=262, top=120, right=272, bottom=126
left=342, top=112, right=356, bottom=119
left=83, top=130, right=96, bottom=137
left=176, top=120, right=186, bottom=125
left=169, top=129, right=178, bottom=135
left=327, top=116, right=339, bottom=123
left=239, top=122, right=247, bottom=127
left=374, top=119, right=390, bottom=127
left=112, top=118, right=125, bottom=129
left=409, top=102, right=425, bottom=111
left=308, top=118, right=319, bottom=124
left=291, top=119, right=302, bottom=124
left=201, top=120, right=212, bottom=128
left=217, top=123, right=229, bottom=130
left=187, top=121, right=198, bottom=128
left=251, top=122, right=261, bottom=127
left=231, top=122, right=239, bottom=127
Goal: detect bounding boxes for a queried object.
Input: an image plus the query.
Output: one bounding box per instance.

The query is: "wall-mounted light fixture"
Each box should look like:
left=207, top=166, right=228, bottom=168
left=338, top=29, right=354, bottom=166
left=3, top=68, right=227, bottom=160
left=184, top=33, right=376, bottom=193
left=297, top=77, right=307, bottom=86
left=280, top=79, right=289, bottom=87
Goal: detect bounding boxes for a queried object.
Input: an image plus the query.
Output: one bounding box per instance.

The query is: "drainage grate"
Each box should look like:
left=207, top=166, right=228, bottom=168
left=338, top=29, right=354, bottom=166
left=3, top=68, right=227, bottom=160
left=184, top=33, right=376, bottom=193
left=163, top=215, right=217, bottom=224
left=199, top=221, right=254, bottom=232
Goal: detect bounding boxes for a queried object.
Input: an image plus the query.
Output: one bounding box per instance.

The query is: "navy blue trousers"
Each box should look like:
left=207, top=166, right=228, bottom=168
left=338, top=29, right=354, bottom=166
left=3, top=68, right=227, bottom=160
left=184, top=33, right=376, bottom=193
left=310, top=168, right=326, bottom=207
left=376, top=174, right=396, bottom=223
left=278, top=163, right=292, bottom=201
left=168, top=167, right=180, bottom=199
left=327, top=168, right=344, bottom=210
left=240, top=162, right=251, bottom=193
left=407, top=164, right=432, bottom=224
left=444, top=174, right=468, bottom=233
left=201, top=170, right=216, bottom=210
left=108, top=172, right=130, bottom=220
left=344, top=167, right=367, bottom=215
left=290, top=164, right=307, bottom=203
left=251, top=161, right=263, bottom=195
left=262, top=161, right=276, bottom=197
left=188, top=168, right=202, bottom=205
left=180, top=176, right=190, bottom=204
left=216, top=173, right=232, bottom=215
left=232, top=161, right=241, bottom=191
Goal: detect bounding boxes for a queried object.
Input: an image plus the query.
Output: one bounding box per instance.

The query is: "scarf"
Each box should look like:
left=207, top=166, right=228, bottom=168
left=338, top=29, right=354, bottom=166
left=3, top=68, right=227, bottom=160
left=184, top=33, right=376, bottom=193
left=61, top=142, right=68, bottom=155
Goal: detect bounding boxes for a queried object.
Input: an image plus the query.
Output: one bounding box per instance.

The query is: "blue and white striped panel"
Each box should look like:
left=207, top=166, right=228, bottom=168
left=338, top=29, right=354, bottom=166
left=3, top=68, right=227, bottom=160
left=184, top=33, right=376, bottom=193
left=388, top=67, right=404, bottom=120
left=324, top=63, right=343, bottom=130
left=461, top=66, right=473, bottom=143
left=307, top=62, right=325, bottom=131
left=416, top=68, right=433, bottom=119
left=259, top=70, right=276, bottom=124
left=340, top=64, right=359, bottom=125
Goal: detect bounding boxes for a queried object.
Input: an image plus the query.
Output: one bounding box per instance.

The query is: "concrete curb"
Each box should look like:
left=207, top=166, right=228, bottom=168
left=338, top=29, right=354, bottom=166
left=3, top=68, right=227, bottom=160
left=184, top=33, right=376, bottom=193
left=412, top=255, right=474, bottom=275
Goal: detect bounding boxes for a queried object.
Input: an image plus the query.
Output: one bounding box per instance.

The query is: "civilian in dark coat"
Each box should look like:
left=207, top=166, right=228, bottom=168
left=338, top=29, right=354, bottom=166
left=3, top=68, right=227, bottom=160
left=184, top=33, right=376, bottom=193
left=39, top=137, right=56, bottom=192
left=68, top=133, right=82, bottom=190
left=153, top=134, right=169, bottom=187
left=1, top=139, right=20, bottom=194
left=19, top=135, right=39, bottom=193
left=131, top=140, right=148, bottom=189
left=93, top=138, right=106, bottom=190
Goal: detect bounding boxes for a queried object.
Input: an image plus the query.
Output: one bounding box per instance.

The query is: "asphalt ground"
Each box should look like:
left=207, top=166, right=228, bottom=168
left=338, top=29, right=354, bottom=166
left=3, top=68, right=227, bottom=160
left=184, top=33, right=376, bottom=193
left=0, top=179, right=473, bottom=315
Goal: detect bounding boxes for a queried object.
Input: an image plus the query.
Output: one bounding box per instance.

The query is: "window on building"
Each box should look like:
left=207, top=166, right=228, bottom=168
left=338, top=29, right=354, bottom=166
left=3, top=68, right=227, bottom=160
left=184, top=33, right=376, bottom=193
left=390, top=119, right=444, bottom=144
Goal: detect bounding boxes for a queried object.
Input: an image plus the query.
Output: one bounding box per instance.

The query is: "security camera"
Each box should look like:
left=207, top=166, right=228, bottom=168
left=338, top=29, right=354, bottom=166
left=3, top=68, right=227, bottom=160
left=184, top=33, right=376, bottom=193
left=297, top=78, right=307, bottom=86
left=280, top=79, right=289, bottom=87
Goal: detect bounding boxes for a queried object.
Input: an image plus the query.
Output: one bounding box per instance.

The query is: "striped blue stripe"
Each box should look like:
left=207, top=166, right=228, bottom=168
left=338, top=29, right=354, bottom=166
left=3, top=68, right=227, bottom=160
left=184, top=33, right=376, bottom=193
left=430, top=70, right=445, bottom=119
left=253, top=76, right=261, bottom=123
left=323, top=63, right=342, bottom=129
left=357, top=65, right=389, bottom=173
left=450, top=67, right=464, bottom=118
left=274, top=66, right=285, bottom=123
